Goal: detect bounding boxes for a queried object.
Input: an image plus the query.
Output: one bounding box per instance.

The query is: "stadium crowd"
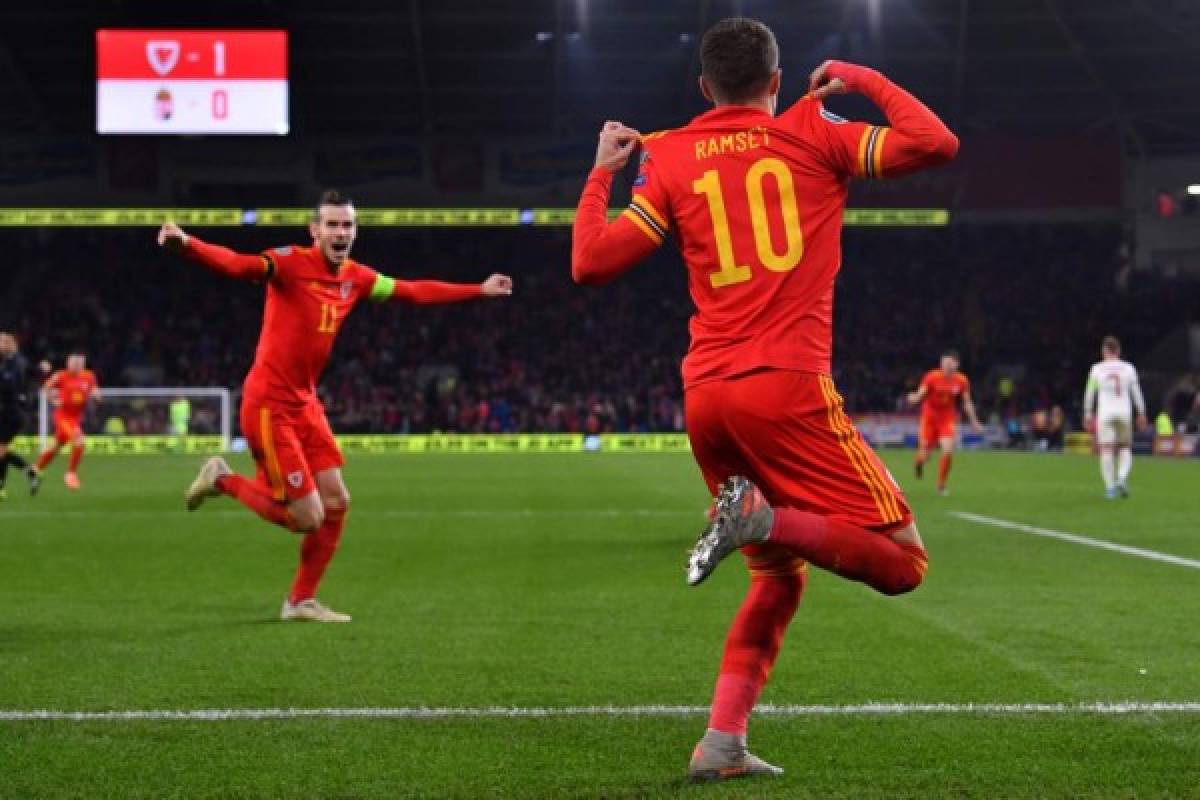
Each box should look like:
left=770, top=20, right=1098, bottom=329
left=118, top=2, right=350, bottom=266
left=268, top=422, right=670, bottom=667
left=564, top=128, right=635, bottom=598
left=2, top=223, right=1195, bottom=435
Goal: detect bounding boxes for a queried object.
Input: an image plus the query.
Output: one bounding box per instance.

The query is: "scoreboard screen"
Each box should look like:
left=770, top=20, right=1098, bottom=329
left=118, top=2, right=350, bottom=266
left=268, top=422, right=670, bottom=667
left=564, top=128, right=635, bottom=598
left=96, top=30, right=288, bottom=135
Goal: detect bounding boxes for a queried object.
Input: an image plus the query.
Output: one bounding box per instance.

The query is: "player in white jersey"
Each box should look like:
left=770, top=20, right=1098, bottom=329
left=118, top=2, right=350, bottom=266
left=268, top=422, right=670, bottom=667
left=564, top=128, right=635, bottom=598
left=1083, top=336, right=1147, bottom=499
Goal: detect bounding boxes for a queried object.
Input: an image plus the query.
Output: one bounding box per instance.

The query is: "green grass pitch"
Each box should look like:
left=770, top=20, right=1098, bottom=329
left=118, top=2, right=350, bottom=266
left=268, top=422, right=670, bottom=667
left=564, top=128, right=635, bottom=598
left=1, top=449, right=1198, bottom=798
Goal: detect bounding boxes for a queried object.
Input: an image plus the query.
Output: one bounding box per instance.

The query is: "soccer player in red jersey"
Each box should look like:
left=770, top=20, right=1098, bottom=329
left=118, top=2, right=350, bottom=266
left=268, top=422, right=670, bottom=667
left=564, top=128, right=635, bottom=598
left=34, top=353, right=99, bottom=490
left=571, top=18, right=957, bottom=781
left=907, top=349, right=982, bottom=495
left=158, top=191, right=513, bottom=622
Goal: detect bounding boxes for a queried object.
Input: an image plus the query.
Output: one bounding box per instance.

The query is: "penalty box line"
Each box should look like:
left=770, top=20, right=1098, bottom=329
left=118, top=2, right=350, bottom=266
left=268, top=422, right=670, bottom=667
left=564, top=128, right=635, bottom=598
left=3, top=703, right=1200, bottom=722
left=950, top=512, right=1200, bottom=571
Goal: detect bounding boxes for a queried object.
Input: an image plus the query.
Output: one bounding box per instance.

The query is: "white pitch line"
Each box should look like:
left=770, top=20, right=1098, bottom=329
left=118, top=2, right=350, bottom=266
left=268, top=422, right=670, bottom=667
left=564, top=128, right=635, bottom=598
left=2, top=702, right=1199, bottom=722
left=0, top=509, right=698, bottom=519
left=950, top=512, right=1200, bottom=571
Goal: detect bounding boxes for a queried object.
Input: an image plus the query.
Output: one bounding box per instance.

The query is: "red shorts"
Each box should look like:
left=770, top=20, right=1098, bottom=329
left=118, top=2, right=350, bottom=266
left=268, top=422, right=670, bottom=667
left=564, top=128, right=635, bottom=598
left=686, top=370, right=913, bottom=537
left=52, top=413, right=83, bottom=445
left=240, top=393, right=343, bottom=502
left=919, top=415, right=957, bottom=446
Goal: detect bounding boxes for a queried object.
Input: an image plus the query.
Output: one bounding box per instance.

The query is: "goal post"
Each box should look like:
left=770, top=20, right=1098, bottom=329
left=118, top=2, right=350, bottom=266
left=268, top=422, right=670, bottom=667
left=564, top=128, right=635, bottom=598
left=39, top=387, right=233, bottom=452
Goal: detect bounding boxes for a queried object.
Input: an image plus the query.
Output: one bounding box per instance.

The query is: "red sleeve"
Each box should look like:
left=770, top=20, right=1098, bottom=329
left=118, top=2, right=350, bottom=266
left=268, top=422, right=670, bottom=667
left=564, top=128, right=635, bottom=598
left=788, top=103, right=875, bottom=179
left=798, top=63, right=959, bottom=179
left=184, top=236, right=274, bottom=281
left=45, top=371, right=60, bottom=390
left=389, top=279, right=482, bottom=305
left=571, top=167, right=662, bottom=286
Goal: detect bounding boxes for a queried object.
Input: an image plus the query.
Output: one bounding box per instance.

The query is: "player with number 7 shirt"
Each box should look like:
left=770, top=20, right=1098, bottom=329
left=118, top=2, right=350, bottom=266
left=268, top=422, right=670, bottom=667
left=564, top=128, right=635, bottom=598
left=572, top=18, right=958, bottom=782
left=158, top=190, right=513, bottom=623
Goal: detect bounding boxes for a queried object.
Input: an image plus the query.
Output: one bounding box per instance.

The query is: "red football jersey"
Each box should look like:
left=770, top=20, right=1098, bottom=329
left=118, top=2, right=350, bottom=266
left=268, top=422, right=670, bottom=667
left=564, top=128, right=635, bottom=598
left=624, top=99, right=891, bottom=387
left=919, top=369, right=970, bottom=419
left=246, top=245, right=382, bottom=404
left=46, top=369, right=98, bottom=418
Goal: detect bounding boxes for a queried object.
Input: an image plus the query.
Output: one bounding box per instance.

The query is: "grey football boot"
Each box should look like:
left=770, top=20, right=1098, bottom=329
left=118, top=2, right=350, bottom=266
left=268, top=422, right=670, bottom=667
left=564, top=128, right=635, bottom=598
left=686, top=476, right=774, bottom=586
left=185, top=456, right=232, bottom=511
left=687, top=728, right=784, bottom=782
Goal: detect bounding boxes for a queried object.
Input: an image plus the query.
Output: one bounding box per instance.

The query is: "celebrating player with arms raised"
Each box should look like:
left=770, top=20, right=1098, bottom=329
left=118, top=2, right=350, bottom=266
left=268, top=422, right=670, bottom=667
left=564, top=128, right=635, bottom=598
left=572, top=18, right=957, bottom=781
left=34, top=353, right=99, bottom=490
left=159, top=190, right=513, bottom=622
left=908, top=349, right=982, bottom=495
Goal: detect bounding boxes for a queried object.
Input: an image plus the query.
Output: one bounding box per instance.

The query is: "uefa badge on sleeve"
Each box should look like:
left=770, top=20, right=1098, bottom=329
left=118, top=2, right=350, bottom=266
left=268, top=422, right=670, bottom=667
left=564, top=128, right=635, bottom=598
left=287, top=471, right=303, bottom=489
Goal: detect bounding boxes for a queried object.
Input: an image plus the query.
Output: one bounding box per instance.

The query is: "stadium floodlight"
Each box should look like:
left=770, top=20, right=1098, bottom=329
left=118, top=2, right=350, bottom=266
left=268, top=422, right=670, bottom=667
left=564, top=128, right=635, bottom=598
left=1187, top=184, right=1200, bottom=196
left=39, top=386, right=233, bottom=452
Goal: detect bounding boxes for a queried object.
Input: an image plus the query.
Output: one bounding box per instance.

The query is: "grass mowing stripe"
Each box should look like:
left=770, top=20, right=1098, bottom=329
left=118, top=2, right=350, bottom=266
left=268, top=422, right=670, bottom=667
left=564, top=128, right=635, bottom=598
left=950, top=511, right=1200, bottom=570
left=4, top=702, right=1200, bottom=721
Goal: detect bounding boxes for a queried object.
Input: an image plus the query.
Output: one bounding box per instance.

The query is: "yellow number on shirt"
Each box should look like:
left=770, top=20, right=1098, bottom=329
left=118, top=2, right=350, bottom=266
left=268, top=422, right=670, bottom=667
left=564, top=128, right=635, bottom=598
left=746, top=158, right=804, bottom=272
left=693, top=157, right=805, bottom=288
left=317, top=303, right=338, bottom=333
left=692, top=169, right=751, bottom=288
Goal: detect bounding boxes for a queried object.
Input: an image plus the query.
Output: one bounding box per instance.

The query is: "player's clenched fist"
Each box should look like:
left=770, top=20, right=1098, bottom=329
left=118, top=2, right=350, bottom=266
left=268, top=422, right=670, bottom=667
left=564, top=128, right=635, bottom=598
left=594, top=120, right=641, bottom=173
left=157, top=221, right=189, bottom=252
left=808, top=59, right=881, bottom=100
left=480, top=274, right=514, bottom=297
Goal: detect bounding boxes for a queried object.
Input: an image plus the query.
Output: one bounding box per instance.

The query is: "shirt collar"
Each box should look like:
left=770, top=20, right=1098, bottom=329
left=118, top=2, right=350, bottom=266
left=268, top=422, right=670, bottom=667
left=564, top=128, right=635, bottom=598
left=691, top=104, right=773, bottom=127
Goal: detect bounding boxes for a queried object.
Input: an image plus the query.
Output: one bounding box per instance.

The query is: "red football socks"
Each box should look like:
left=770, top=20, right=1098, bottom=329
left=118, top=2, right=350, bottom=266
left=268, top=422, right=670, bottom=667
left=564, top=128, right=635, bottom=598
left=35, top=447, right=57, bottom=471
left=67, top=442, right=84, bottom=473
left=289, top=508, right=346, bottom=603
left=767, top=509, right=927, bottom=595
left=708, top=570, right=806, bottom=735
left=937, top=453, right=953, bottom=489
left=215, top=474, right=297, bottom=531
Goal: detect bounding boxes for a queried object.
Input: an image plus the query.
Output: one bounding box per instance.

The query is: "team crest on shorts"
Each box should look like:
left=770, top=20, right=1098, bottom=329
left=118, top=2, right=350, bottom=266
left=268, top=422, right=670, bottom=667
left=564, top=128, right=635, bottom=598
left=287, top=471, right=303, bottom=488
left=340, top=281, right=353, bottom=300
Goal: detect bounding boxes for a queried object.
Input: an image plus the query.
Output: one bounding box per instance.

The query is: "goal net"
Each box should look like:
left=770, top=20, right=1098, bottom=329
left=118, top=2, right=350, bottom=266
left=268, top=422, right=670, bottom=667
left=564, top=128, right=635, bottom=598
left=38, top=387, right=233, bottom=453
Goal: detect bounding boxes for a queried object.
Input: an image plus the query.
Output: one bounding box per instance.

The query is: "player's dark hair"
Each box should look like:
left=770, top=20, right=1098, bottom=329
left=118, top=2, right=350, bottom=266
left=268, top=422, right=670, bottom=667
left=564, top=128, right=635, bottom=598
left=1102, top=335, right=1120, bottom=354
left=700, top=17, right=780, bottom=104
left=942, top=349, right=960, bottom=362
left=314, top=189, right=354, bottom=217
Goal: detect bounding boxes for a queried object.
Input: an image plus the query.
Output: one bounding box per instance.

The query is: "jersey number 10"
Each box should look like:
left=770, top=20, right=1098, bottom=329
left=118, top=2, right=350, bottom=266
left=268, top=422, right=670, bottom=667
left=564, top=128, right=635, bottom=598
left=692, top=157, right=805, bottom=289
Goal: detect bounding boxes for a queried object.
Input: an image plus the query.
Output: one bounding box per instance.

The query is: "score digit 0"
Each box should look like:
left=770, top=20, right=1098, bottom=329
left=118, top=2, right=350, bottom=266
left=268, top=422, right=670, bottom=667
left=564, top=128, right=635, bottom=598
left=212, top=89, right=228, bottom=120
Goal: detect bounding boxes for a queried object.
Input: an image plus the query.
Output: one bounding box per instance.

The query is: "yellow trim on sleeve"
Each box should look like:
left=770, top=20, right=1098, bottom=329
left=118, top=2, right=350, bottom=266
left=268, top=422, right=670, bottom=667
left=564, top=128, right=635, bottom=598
left=856, top=126, right=874, bottom=178
left=631, top=196, right=668, bottom=231
left=620, top=208, right=664, bottom=245
left=873, top=127, right=890, bottom=179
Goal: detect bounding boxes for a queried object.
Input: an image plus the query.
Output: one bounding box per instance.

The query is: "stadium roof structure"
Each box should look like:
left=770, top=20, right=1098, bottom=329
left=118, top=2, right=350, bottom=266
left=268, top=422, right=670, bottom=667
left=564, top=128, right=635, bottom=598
left=3, top=0, right=1199, bottom=155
